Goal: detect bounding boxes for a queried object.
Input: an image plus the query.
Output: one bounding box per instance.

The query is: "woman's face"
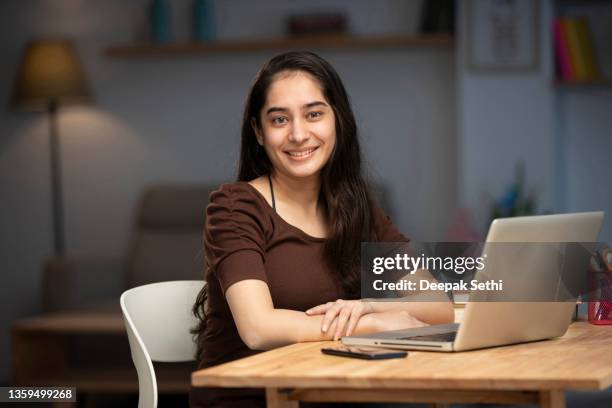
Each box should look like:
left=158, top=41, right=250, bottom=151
left=254, top=70, right=336, bottom=181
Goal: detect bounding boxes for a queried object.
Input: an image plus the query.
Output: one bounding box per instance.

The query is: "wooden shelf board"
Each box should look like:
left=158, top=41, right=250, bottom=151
left=19, top=366, right=190, bottom=394
left=12, top=312, right=125, bottom=334
left=104, top=34, right=454, bottom=57
left=554, top=79, right=612, bottom=88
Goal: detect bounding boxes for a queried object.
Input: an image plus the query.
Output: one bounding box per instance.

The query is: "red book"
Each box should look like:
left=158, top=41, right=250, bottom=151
left=553, top=18, right=574, bottom=80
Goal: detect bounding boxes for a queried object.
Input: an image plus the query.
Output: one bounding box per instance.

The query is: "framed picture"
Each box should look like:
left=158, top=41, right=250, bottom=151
left=467, top=0, right=540, bottom=72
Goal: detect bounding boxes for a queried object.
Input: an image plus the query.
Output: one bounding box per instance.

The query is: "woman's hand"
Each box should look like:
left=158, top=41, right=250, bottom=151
left=306, top=299, right=375, bottom=340
left=367, top=310, right=429, bottom=332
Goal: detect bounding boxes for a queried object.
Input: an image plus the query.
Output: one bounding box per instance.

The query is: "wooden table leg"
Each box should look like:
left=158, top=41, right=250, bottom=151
left=50, top=403, right=74, bottom=408
left=266, top=388, right=298, bottom=408
left=539, top=390, right=565, bottom=408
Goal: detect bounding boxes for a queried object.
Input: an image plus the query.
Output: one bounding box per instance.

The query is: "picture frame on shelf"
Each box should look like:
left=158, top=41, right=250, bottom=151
left=467, top=0, right=540, bottom=72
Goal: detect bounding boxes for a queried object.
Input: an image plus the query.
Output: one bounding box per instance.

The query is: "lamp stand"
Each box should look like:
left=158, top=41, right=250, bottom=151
left=48, top=99, right=66, bottom=256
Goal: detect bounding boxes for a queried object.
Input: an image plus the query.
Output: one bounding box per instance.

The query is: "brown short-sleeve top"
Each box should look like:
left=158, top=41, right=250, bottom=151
left=196, top=181, right=409, bottom=372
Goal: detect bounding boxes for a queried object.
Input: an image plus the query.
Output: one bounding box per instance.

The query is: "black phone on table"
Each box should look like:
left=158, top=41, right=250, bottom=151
left=321, top=346, right=407, bottom=360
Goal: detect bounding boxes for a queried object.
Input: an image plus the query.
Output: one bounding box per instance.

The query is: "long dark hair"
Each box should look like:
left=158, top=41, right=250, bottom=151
left=238, top=51, right=375, bottom=296
left=193, top=51, right=375, bottom=346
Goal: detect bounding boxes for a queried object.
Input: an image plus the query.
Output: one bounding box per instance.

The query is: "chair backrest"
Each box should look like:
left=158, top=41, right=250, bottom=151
left=125, top=184, right=218, bottom=289
left=120, top=280, right=204, bottom=408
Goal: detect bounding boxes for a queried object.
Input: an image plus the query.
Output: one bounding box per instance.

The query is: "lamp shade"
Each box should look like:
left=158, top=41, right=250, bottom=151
left=12, top=39, right=90, bottom=110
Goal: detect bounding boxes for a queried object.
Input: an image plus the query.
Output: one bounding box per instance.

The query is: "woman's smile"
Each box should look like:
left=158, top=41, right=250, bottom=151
left=285, top=146, right=319, bottom=160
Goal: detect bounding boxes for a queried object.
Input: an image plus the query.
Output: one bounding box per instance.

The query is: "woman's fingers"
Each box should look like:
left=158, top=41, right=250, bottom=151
left=305, top=302, right=333, bottom=315
left=345, top=307, right=363, bottom=337
left=333, top=308, right=352, bottom=340
left=309, top=300, right=375, bottom=337
left=321, top=304, right=342, bottom=332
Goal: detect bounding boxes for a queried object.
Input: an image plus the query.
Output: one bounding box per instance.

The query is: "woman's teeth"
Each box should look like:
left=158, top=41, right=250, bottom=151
left=287, top=147, right=317, bottom=157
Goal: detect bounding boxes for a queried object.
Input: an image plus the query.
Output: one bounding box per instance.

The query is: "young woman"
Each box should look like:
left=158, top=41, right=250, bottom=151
left=190, top=51, right=454, bottom=408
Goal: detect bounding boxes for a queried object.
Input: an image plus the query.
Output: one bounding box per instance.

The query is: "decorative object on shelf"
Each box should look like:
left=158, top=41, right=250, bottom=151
left=490, top=162, right=537, bottom=221
left=553, top=17, right=600, bottom=82
left=286, top=12, right=347, bottom=36
left=420, top=0, right=455, bottom=34
left=11, top=39, right=91, bottom=257
left=193, top=0, right=215, bottom=42
left=588, top=246, right=612, bottom=325
left=150, top=0, right=172, bottom=43
left=467, top=0, right=539, bottom=72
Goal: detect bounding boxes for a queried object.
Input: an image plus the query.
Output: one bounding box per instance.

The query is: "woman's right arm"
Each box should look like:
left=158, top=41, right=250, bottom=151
left=225, top=279, right=423, bottom=350
left=225, top=279, right=376, bottom=350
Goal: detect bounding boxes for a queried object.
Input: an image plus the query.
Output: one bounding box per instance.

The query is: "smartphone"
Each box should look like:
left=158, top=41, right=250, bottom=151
left=321, top=346, right=407, bottom=360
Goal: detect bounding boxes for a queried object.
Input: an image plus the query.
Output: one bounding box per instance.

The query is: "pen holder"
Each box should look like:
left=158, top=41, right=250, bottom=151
left=587, top=247, right=612, bottom=325
left=589, top=300, right=612, bottom=324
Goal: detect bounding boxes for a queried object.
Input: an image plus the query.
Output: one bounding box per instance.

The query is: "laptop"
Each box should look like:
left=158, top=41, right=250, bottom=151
left=342, top=211, right=605, bottom=352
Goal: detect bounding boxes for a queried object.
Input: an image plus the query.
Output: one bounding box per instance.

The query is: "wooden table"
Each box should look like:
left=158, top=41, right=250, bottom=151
left=192, top=322, right=612, bottom=408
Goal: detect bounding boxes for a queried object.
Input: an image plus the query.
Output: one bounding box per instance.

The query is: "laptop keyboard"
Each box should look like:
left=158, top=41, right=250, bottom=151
left=398, top=331, right=457, bottom=342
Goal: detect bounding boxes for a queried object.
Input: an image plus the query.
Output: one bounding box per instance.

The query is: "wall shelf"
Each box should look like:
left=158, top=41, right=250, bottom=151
left=554, top=78, right=612, bottom=88
left=104, top=34, right=454, bottom=57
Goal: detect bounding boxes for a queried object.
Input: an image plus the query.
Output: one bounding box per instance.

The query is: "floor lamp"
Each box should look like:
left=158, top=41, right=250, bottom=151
left=12, top=39, right=91, bottom=257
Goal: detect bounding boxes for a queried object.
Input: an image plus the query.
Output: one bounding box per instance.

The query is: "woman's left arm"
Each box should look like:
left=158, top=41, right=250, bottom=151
left=307, top=295, right=454, bottom=339
left=307, top=267, right=454, bottom=338
left=368, top=299, right=454, bottom=324
left=369, top=267, right=455, bottom=323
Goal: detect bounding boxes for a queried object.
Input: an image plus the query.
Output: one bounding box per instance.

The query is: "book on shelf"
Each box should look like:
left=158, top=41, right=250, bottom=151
left=553, top=19, right=574, bottom=80
left=553, top=17, right=600, bottom=82
left=574, top=18, right=600, bottom=80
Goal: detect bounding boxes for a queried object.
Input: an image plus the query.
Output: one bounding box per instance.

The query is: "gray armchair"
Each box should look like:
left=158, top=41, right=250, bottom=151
left=42, top=184, right=218, bottom=313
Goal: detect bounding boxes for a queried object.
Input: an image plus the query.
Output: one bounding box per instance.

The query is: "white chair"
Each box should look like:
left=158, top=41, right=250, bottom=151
left=120, top=280, right=204, bottom=408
